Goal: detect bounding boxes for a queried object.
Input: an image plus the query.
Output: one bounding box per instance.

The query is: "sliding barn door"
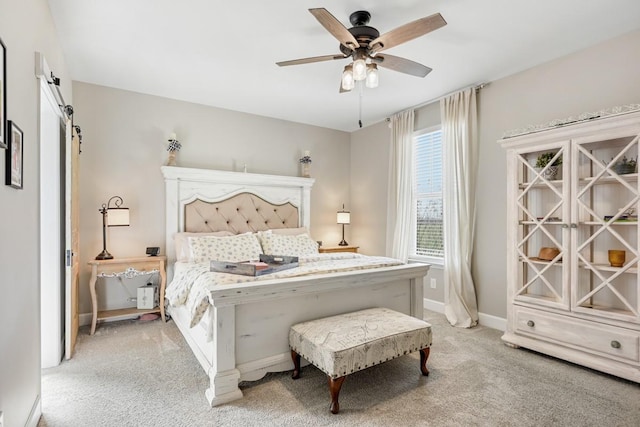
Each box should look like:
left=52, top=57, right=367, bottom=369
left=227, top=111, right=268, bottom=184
left=65, top=123, right=80, bottom=359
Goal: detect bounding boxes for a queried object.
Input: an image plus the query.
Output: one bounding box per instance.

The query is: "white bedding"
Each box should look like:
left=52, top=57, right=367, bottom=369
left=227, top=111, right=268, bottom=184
left=166, top=253, right=404, bottom=327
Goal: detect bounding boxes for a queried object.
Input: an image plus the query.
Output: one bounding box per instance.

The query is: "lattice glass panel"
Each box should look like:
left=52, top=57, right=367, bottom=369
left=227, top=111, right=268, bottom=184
left=573, top=132, right=640, bottom=320
left=513, top=145, right=569, bottom=308
left=518, top=261, right=564, bottom=302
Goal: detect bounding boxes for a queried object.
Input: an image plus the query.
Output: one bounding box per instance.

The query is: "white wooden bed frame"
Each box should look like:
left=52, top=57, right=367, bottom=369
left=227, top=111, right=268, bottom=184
left=161, top=166, right=430, bottom=406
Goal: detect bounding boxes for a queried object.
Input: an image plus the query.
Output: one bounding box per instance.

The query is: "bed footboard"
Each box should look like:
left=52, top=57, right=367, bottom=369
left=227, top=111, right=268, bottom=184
left=172, top=263, right=429, bottom=407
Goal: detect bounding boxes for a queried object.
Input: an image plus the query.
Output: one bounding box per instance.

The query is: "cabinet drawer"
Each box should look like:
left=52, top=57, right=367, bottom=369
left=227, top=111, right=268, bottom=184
left=515, top=307, right=639, bottom=362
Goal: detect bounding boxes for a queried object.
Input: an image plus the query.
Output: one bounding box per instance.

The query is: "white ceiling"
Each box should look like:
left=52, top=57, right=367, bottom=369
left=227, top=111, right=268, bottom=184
left=47, top=0, right=640, bottom=132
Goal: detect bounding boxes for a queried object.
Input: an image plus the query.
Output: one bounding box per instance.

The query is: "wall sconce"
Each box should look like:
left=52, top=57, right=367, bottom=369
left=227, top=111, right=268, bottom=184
left=95, top=196, right=130, bottom=260
left=337, top=204, right=351, bottom=246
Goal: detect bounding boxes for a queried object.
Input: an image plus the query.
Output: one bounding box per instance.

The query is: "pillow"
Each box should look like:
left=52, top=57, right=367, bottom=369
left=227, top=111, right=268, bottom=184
left=188, top=233, right=263, bottom=263
left=259, top=233, right=319, bottom=257
left=255, top=227, right=309, bottom=249
left=270, top=227, right=309, bottom=236
left=174, top=231, right=234, bottom=262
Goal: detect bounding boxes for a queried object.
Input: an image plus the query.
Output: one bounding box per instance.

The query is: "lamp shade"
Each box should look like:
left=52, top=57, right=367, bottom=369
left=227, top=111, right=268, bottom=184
left=337, top=211, right=350, bottom=225
left=341, top=64, right=355, bottom=91
left=353, top=58, right=367, bottom=81
left=107, top=208, right=130, bottom=226
left=366, top=64, right=379, bottom=88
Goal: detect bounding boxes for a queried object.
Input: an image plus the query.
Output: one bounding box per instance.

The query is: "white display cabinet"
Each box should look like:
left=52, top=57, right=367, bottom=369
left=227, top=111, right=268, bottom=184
left=499, top=110, right=640, bottom=382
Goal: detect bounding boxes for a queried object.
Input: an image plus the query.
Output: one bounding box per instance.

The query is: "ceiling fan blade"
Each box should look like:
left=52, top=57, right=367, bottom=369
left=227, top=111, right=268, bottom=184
left=277, top=54, right=347, bottom=67
left=369, top=13, right=446, bottom=54
left=309, top=8, right=360, bottom=50
left=373, top=54, right=432, bottom=77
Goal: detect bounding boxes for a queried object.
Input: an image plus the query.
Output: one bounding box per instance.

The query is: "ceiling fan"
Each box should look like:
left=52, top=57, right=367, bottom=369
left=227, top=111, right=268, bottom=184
left=276, top=8, right=447, bottom=92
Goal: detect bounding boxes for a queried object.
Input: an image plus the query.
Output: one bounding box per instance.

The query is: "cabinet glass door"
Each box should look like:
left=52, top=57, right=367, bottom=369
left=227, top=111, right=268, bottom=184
left=512, top=144, right=570, bottom=309
left=573, top=131, right=640, bottom=322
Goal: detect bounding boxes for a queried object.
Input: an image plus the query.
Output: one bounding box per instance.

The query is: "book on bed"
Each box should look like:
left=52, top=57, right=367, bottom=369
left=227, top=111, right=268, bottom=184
left=210, top=254, right=299, bottom=276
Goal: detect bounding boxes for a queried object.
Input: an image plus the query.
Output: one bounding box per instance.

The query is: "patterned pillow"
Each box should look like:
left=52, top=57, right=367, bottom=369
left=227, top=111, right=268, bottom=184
left=255, top=228, right=309, bottom=249
left=270, top=227, right=309, bottom=236
left=174, top=231, right=235, bottom=262
left=188, top=233, right=263, bottom=263
left=260, top=233, right=319, bottom=256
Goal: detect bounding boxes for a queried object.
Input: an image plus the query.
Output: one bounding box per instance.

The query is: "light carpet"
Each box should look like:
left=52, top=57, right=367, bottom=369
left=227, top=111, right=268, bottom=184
left=39, top=310, right=640, bottom=426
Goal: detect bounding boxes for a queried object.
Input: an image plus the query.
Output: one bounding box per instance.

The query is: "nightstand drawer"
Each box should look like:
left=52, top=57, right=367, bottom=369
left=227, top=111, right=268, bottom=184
left=318, top=246, right=359, bottom=254
left=515, top=307, right=639, bottom=362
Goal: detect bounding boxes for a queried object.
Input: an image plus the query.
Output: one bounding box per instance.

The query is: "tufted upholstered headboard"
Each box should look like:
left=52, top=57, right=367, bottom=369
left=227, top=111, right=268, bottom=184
left=184, top=193, right=299, bottom=233
left=161, top=166, right=315, bottom=276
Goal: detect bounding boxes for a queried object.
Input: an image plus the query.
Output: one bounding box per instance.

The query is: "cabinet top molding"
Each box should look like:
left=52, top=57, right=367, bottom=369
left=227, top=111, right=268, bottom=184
left=498, top=109, right=640, bottom=149
left=501, top=104, right=640, bottom=140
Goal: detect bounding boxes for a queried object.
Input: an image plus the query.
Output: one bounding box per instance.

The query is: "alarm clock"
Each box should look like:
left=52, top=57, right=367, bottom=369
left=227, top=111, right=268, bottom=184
left=146, top=247, right=160, bottom=256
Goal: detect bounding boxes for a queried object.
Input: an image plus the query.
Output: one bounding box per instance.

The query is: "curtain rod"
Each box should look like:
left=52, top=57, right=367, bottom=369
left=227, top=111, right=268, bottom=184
left=385, top=82, right=489, bottom=122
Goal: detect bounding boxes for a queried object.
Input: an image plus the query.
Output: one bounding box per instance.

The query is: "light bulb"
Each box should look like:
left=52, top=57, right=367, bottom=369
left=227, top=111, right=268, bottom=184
left=366, top=64, right=379, bottom=88
left=341, top=65, right=355, bottom=91
left=353, top=58, right=367, bottom=81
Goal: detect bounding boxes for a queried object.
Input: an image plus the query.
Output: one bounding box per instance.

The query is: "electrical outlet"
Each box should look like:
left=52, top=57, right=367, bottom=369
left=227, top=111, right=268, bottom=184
left=430, top=278, right=437, bottom=289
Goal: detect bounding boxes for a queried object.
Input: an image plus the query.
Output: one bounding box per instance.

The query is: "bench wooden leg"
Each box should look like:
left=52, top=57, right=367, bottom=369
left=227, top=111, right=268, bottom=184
left=291, top=350, right=302, bottom=379
left=420, top=347, right=430, bottom=376
left=328, top=375, right=346, bottom=414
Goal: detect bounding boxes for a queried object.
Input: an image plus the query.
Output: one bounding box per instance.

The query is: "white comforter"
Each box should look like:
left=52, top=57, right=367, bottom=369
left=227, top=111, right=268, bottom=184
left=166, top=253, right=404, bottom=327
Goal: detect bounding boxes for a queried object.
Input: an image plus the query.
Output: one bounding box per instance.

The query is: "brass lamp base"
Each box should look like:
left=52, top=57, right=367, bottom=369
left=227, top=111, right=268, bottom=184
left=95, top=250, right=113, bottom=260
left=338, top=223, right=348, bottom=246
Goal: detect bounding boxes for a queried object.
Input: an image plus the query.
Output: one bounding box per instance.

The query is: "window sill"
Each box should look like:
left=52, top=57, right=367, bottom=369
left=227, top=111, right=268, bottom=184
left=409, top=255, right=443, bottom=268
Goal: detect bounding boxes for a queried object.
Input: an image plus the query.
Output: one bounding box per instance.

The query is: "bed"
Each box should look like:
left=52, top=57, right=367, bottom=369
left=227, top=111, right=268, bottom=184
left=161, top=166, right=430, bottom=406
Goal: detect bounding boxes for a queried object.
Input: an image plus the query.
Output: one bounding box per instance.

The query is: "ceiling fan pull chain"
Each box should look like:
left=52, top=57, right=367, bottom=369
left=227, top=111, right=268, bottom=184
left=358, top=82, right=363, bottom=128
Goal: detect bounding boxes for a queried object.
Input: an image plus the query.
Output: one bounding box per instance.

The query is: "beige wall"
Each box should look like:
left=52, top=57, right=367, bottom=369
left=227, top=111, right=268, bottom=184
left=475, top=29, right=640, bottom=318
left=73, top=82, right=350, bottom=315
left=351, top=29, right=640, bottom=319
left=350, top=120, right=390, bottom=256
left=0, top=0, right=71, bottom=425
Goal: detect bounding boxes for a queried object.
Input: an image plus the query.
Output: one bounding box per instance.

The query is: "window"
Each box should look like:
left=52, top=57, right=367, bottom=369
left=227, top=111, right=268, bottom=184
left=413, top=127, right=443, bottom=260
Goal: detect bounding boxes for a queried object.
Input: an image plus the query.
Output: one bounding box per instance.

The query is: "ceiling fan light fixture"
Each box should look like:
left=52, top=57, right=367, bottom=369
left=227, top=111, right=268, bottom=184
left=353, top=57, right=367, bottom=81
left=365, top=64, right=379, bottom=88
left=341, top=64, right=355, bottom=91
left=276, top=8, right=446, bottom=94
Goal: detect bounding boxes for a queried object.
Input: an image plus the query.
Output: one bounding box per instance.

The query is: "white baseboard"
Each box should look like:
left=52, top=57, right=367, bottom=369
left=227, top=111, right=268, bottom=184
left=423, top=298, right=445, bottom=313
left=423, top=298, right=506, bottom=331
left=79, top=312, right=92, bottom=326
left=478, top=311, right=507, bottom=331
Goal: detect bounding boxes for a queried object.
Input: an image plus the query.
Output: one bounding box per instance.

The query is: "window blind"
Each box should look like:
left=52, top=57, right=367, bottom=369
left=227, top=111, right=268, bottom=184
left=414, top=129, right=443, bottom=258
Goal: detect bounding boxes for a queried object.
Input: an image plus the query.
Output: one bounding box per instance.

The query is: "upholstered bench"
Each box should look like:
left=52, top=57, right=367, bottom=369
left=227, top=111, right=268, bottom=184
left=289, top=307, right=432, bottom=414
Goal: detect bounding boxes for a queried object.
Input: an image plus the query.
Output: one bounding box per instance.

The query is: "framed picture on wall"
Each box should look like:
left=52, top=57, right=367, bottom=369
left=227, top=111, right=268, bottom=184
left=6, top=121, right=23, bottom=189
left=0, top=37, right=7, bottom=149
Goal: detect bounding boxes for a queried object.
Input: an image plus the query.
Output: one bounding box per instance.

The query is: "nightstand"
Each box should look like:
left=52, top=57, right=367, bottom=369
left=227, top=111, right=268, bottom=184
left=318, top=246, right=359, bottom=254
left=88, top=256, right=166, bottom=335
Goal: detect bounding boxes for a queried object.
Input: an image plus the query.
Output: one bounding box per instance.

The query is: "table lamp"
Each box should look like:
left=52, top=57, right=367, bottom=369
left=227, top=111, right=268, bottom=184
left=337, top=204, right=350, bottom=246
left=95, top=196, right=130, bottom=260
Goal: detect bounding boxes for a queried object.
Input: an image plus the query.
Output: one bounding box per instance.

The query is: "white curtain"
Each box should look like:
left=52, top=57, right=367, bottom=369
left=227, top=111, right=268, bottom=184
left=441, top=88, right=479, bottom=328
left=387, top=109, right=415, bottom=262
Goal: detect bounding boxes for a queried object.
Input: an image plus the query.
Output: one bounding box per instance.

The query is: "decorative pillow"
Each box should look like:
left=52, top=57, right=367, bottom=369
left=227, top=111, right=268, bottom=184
left=188, top=233, right=263, bottom=263
left=174, top=231, right=234, bottom=262
left=270, top=227, right=309, bottom=236
left=259, top=233, right=319, bottom=257
left=256, top=227, right=309, bottom=249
